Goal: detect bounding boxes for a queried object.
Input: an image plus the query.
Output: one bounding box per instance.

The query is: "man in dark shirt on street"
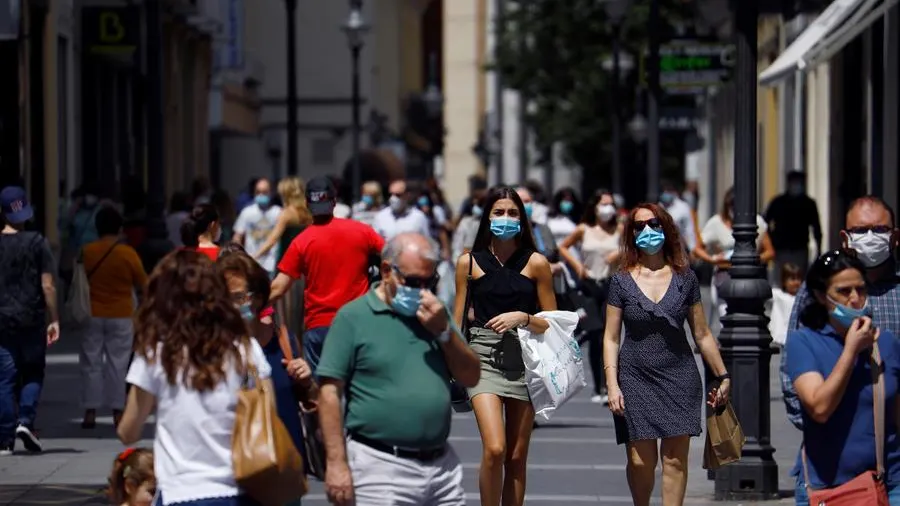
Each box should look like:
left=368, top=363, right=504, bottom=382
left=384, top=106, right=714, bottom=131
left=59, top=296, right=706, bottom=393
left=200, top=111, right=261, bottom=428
left=764, top=170, right=823, bottom=283
left=0, top=186, right=60, bottom=455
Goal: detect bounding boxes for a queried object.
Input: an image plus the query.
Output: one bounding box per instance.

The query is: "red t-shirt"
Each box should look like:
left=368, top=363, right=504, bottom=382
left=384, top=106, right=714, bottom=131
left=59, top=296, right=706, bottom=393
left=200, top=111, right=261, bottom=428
left=277, top=218, right=385, bottom=330
left=194, top=246, right=220, bottom=261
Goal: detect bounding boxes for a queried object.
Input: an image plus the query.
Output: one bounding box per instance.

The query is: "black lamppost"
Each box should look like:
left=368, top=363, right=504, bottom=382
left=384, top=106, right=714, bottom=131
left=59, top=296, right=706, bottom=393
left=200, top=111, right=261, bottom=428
left=646, top=0, right=661, bottom=202
left=285, top=0, right=298, bottom=175
left=422, top=52, right=444, bottom=179
left=715, top=0, right=779, bottom=499
left=342, top=0, right=369, bottom=203
left=146, top=0, right=166, bottom=224
left=602, top=0, right=632, bottom=197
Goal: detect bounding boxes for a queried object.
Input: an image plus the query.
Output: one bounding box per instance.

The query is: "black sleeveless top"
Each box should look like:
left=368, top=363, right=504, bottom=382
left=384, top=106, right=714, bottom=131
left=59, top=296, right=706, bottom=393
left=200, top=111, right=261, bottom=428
left=470, top=248, right=539, bottom=325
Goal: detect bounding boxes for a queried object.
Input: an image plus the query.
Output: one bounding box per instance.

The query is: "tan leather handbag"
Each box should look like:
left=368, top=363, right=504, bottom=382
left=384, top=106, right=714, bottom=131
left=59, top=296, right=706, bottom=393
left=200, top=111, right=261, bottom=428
left=232, top=340, right=308, bottom=506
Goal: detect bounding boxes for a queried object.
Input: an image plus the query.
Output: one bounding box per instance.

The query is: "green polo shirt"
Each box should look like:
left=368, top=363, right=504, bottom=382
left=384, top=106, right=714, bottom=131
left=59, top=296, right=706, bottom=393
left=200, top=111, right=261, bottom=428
left=316, top=284, right=452, bottom=448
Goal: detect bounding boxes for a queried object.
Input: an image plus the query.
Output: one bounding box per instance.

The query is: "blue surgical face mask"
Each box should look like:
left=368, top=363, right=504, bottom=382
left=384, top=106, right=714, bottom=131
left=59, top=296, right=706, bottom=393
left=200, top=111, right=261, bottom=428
left=660, top=192, right=675, bottom=206
left=828, top=297, right=872, bottom=328
left=635, top=225, right=665, bottom=255
left=523, top=203, right=534, bottom=220
left=391, top=283, right=422, bottom=317
left=255, top=194, right=270, bottom=207
left=472, top=204, right=483, bottom=217
left=362, top=195, right=374, bottom=206
left=418, top=196, right=430, bottom=208
left=559, top=200, right=574, bottom=214
left=239, top=302, right=255, bottom=322
left=490, top=217, right=521, bottom=241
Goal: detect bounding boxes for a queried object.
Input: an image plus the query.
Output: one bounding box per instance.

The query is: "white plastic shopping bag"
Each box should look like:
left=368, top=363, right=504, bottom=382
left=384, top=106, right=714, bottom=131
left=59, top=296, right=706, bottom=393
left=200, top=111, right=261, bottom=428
left=517, top=311, right=586, bottom=421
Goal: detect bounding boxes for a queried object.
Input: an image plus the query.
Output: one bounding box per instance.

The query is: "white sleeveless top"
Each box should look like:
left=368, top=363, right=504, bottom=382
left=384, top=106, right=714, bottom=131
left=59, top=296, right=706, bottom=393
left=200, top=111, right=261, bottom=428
left=582, top=225, right=620, bottom=280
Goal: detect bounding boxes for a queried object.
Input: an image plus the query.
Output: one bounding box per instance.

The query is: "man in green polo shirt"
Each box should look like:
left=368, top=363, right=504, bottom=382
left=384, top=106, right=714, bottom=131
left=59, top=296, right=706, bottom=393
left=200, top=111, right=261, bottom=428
left=318, top=232, right=480, bottom=506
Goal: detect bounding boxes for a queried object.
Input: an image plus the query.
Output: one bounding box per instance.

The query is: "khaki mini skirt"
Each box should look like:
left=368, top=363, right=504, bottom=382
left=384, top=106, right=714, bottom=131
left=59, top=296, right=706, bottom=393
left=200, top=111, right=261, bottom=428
left=466, top=327, right=530, bottom=402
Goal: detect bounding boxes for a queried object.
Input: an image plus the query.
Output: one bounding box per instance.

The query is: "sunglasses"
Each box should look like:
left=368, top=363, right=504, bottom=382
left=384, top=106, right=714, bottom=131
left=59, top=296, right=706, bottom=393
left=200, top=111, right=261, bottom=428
left=633, top=218, right=663, bottom=231
left=392, top=265, right=440, bottom=290
left=845, top=225, right=893, bottom=235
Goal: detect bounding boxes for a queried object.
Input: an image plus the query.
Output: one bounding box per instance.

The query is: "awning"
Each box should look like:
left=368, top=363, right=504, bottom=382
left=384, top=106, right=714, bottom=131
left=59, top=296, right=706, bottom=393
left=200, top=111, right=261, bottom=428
left=758, top=0, right=896, bottom=86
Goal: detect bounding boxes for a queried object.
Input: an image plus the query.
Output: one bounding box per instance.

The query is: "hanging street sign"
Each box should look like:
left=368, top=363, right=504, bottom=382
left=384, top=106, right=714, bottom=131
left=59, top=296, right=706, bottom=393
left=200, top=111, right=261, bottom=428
left=641, top=39, right=736, bottom=94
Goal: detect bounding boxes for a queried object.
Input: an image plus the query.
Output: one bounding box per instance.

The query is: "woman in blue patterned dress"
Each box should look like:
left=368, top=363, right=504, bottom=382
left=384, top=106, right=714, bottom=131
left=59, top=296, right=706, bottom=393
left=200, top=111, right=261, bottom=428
left=603, top=203, right=731, bottom=506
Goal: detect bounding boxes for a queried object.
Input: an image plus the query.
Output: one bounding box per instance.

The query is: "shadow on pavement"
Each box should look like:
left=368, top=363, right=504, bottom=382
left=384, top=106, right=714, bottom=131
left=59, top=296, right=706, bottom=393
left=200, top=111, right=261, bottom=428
left=0, top=484, right=106, bottom=505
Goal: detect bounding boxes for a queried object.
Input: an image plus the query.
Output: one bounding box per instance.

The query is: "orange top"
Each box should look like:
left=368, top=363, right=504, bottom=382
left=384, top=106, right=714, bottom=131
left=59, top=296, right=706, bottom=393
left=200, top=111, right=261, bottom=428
left=83, top=237, right=148, bottom=318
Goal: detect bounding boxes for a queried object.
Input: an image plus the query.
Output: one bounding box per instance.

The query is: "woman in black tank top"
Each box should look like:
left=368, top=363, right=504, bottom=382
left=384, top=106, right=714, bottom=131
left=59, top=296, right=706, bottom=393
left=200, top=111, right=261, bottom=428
left=452, top=186, right=557, bottom=506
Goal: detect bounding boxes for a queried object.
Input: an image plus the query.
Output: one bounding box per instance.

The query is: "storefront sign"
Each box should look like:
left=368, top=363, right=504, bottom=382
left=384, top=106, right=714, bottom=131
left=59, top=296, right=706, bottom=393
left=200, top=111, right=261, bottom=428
left=83, top=7, right=139, bottom=57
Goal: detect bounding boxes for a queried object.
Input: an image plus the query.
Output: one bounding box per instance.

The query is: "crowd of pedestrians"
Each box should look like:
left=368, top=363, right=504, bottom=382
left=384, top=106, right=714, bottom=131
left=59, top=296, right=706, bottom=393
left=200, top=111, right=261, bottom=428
left=3, top=167, right=900, bottom=506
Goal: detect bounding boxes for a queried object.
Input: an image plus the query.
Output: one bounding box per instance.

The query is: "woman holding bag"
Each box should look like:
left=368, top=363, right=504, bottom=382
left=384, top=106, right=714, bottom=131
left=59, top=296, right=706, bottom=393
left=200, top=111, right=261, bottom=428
left=452, top=186, right=557, bottom=506
left=786, top=249, right=900, bottom=505
left=603, top=203, right=730, bottom=506
left=117, top=250, right=272, bottom=506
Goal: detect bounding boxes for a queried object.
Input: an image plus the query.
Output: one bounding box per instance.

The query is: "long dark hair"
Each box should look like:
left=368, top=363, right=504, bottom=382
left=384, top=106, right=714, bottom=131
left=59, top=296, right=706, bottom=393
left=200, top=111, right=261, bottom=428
left=799, top=249, right=868, bottom=330
left=620, top=203, right=689, bottom=273
left=180, top=204, right=219, bottom=247
left=471, top=186, right=538, bottom=253
left=134, top=250, right=249, bottom=391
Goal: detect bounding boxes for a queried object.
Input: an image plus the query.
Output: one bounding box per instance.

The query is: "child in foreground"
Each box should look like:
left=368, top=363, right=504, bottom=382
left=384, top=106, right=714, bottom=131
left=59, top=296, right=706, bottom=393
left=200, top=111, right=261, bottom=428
left=108, top=447, right=155, bottom=506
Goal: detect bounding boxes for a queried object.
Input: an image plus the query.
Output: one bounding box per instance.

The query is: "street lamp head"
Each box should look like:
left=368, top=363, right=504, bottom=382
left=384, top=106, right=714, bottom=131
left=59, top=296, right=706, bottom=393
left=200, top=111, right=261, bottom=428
left=628, top=113, right=648, bottom=143
left=603, top=0, right=633, bottom=25
left=342, top=3, right=370, bottom=49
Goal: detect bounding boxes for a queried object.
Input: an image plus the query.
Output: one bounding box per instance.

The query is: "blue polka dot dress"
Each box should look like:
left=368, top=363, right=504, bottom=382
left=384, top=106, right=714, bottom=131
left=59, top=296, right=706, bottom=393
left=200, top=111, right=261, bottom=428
left=607, top=269, right=704, bottom=444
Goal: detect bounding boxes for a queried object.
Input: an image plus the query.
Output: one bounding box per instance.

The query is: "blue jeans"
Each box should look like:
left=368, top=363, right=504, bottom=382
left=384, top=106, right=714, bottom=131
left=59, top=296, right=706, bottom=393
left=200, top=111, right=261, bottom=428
left=796, top=476, right=900, bottom=505
left=158, top=495, right=266, bottom=506
left=303, top=326, right=329, bottom=378
left=0, top=326, right=46, bottom=443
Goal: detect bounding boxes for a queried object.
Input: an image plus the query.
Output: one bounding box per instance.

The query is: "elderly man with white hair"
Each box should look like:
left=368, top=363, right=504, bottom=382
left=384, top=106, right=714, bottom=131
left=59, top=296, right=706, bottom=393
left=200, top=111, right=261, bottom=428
left=317, top=232, right=481, bottom=506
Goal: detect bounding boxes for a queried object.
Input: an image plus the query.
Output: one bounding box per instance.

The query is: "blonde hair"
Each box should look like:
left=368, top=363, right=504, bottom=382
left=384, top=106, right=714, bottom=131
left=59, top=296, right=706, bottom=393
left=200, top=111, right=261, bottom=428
left=108, top=448, right=154, bottom=505
left=277, top=177, right=313, bottom=225
left=362, top=181, right=384, bottom=206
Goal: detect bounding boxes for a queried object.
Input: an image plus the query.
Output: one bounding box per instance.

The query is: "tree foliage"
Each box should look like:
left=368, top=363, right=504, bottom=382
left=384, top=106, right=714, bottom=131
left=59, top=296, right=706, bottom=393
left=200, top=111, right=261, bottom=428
left=493, top=0, right=692, bottom=190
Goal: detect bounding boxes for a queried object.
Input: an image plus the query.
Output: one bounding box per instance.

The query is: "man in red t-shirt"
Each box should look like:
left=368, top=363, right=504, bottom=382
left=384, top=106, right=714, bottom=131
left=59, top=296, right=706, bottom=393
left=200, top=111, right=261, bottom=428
left=270, top=176, right=385, bottom=375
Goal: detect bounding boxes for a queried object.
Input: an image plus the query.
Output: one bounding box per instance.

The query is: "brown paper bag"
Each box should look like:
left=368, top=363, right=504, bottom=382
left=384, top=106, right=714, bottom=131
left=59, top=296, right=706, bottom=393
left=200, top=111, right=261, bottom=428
left=702, top=401, right=745, bottom=470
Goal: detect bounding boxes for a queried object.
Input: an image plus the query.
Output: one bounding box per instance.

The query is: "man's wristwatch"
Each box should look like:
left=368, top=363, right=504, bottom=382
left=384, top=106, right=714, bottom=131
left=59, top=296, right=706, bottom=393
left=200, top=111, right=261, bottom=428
left=437, top=329, right=452, bottom=344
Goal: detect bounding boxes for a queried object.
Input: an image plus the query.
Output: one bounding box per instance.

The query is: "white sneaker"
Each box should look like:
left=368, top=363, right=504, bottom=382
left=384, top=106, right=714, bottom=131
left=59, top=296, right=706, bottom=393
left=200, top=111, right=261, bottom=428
left=16, top=425, right=42, bottom=453
left=0, top=443, right=12, bottom=456
left=591, top=394, right=609, bottom=405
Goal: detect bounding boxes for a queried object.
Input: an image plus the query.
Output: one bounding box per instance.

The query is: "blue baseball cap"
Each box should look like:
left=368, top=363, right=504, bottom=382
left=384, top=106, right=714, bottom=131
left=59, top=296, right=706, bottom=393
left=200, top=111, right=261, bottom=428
left=0, top=186, right=34, bottom=224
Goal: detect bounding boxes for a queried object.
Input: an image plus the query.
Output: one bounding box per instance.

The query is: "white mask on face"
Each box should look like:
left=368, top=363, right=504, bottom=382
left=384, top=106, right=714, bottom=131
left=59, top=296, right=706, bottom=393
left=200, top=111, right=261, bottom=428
left=596, top=204, right=617, bottom=222
left=848, top=231, right=893, bottom=268
left=389, top=195, right=405, bottom=212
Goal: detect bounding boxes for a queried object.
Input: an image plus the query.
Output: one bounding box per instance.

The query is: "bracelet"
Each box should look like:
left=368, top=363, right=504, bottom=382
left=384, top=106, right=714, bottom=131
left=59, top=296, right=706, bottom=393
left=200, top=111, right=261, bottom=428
left=716, top=372, right=731, bottom=381
left=526, top=314, right=531, bottom=326
left=604, top=365, right=617, bottom=371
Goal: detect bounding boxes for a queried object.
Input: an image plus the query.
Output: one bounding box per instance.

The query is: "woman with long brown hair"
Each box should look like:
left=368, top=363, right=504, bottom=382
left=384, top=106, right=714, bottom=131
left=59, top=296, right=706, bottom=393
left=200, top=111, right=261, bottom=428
left=117, top=250, right=272, bottom=506
left=453, top=186, right=556, bottom=506
left=603, top=203, right=730, bottom=506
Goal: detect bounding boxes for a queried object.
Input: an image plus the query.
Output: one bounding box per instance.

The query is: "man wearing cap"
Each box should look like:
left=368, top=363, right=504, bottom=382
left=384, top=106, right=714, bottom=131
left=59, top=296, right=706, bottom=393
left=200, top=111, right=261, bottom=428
left=0, top=186, right=60, bottom=455
left=269, top=176, right=385, bottom=375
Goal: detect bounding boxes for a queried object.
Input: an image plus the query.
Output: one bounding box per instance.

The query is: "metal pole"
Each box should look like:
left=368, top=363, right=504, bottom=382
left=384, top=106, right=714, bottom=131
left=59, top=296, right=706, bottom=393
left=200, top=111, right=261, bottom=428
left=494, top=0, right=505, bottom=183
left=646, top=0, right=660, bottom=202
left=285, top=0, right=299, bottom=176
left=715, top=0, right=779, bottom=499
left=351, top=44, right=362, bottom=202
left=146, top=0, right=165, bottom=223
left=611, top=29, right=623, bottom=196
